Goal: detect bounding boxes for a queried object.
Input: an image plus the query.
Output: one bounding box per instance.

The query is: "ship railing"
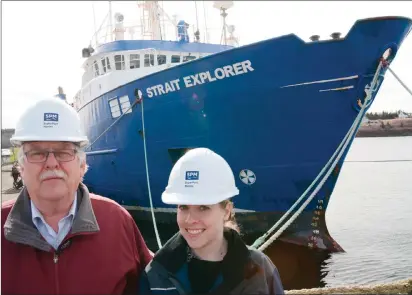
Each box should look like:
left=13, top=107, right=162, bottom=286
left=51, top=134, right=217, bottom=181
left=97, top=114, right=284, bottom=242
left=89, top=20, right=181, bottom=50
left=88, top=21, right=227, bottom=50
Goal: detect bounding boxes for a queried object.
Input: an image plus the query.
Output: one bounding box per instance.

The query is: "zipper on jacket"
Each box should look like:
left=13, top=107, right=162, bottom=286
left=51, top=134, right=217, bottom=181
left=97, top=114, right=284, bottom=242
left=53, top=252, right=59, bottom=263
left=53, top=250, right=60, bottom=294
left=53, top=239, right=71, bottom=294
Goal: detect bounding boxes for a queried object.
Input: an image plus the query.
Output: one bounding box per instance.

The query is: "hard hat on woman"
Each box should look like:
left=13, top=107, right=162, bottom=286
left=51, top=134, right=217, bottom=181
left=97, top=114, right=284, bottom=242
left=161, top=147, right=239, bottom=205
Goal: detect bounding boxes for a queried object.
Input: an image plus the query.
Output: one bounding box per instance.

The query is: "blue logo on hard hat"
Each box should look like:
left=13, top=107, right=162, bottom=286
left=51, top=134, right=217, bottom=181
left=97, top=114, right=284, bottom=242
left=44, top=113, right=59, bottom=122
left=185, top=171, right=199, bottom=180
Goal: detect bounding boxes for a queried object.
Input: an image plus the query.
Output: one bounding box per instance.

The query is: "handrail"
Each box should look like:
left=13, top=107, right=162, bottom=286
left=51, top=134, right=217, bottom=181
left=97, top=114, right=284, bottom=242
left=88, top=20, right=182, bottom=49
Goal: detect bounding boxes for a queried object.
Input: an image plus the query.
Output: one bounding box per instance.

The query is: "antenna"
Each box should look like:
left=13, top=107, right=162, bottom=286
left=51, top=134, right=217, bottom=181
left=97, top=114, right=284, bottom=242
left=114, top=12, right=125, bottom=40
left=92, top=3, right=97, bottom=38
left=213, top=1, right=233, bottom=45
left=109, top=1, right=113, bottom=42
left=194, top=1, right=200, bottom=42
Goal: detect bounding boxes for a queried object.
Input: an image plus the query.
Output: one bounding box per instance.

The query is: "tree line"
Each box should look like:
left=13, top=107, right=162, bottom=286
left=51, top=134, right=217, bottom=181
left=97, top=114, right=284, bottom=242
left=366, top=110, right=410, bottom=120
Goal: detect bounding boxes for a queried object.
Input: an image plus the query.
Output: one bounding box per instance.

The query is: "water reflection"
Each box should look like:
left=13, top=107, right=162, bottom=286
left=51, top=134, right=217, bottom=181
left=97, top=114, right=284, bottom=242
left=262, top=240, right=332, bottom=290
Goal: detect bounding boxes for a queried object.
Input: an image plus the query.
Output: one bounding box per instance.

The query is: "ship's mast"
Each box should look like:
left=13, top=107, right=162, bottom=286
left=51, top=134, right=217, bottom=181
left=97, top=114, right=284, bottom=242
left=109, top=1, right=113, bottom=41
left=138, top=1, right=162, bottom=40
left=213, top=1, right=234, bottom=46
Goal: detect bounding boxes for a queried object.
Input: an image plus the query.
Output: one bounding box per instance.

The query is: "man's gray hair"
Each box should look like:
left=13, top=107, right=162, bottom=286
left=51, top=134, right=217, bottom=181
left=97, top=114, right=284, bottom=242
left=17, top=143, right=89, bottom=179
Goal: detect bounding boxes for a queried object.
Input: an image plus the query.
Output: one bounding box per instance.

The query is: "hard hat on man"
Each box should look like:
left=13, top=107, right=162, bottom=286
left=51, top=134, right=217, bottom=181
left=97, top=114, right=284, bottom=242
left=10, top=98, right=89, bottom=147
left=161, top=148, right=239, bottom=205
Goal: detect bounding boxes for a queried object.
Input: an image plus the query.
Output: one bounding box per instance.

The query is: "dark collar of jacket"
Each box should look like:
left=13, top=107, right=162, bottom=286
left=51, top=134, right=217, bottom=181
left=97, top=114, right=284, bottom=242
left=151, top=228, right=259, bottom=293
left=3, top=183, right=100, bottom=252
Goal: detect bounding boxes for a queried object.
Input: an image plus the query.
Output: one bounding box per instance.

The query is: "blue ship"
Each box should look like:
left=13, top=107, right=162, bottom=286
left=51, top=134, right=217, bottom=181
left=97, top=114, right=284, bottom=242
left=72, top=1, right=412, bottom=253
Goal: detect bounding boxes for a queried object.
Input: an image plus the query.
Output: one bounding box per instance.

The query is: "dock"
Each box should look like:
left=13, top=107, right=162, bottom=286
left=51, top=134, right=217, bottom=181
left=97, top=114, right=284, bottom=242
left=286, top=278, right=412, bottom=294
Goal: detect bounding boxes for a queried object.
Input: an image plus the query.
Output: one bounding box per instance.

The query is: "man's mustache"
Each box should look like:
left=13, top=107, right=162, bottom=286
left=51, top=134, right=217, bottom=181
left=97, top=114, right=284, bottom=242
left=39, top=170, right=67, bottom=180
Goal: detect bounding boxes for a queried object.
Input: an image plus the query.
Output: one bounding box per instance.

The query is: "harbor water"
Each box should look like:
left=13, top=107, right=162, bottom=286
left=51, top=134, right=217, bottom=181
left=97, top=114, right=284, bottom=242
left=322, top=136, right=412, bottom=287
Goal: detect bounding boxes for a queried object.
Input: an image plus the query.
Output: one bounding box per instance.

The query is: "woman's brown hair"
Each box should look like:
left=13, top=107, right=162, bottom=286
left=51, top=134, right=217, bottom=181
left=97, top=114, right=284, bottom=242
left=219, top=199, right=240, bottom=233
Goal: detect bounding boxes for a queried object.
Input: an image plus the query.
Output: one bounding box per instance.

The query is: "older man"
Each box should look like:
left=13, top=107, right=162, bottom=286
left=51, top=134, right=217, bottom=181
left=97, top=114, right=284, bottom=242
left=2, top=98, right=153, bottom=295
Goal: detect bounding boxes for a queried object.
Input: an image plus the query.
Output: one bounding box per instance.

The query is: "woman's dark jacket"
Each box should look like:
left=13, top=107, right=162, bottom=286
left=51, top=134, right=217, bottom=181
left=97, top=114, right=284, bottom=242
left=139, top=228, right=284, bottom=294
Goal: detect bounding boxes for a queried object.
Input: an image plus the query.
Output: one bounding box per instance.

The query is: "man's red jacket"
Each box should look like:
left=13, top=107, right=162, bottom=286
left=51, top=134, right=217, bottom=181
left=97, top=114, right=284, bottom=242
left=1, top=183, right=153, bottom=295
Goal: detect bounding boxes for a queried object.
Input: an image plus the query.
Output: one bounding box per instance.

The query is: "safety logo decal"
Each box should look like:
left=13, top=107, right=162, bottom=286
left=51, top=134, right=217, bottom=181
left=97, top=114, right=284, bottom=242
left=185, top=171, right=199, bottom=188
left=43, top=113, right=59, bottom=128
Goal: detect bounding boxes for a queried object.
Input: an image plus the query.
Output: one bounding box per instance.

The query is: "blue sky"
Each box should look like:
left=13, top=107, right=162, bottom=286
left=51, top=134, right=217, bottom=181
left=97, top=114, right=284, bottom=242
left=2, top=1, right=412, bottom=128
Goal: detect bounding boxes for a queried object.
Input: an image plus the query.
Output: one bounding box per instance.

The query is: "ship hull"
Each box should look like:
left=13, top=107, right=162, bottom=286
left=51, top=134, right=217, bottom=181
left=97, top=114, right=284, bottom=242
left=78, top=17, right=412, bottom=252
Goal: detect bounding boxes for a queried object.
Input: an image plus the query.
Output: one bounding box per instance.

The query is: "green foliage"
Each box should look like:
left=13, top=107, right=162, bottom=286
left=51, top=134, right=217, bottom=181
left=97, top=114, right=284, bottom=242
left=366, top=110, right=411, bottom=120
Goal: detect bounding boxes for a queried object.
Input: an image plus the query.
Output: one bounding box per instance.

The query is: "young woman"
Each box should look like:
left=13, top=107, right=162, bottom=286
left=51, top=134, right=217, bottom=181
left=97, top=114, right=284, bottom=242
left=139, top=148, right=284, bottom=294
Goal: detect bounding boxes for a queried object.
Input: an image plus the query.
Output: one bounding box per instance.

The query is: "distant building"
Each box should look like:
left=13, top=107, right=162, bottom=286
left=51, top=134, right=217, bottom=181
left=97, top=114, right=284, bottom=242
left=1, top=149, right=11, bottom=165
left=1, top=129, right=15, bottom=149
left=361, top=117, right=370, bottom=125
left=398, top=111, right=410, bottom=119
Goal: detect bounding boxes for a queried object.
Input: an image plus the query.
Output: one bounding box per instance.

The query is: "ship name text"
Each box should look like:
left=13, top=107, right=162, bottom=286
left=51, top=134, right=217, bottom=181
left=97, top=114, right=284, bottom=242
left=145, top=60, right=254, bottom=98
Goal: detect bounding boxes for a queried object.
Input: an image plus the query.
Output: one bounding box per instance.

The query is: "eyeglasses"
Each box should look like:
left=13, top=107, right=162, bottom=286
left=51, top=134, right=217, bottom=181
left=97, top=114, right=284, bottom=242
left=24, top=149, right=77, bottom=163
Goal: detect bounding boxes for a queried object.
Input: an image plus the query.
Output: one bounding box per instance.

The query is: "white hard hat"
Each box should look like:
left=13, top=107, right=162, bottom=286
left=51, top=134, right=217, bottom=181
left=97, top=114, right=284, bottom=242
left=161, top=148, right=239, bottom=205
left=10, top=97, right=89, bottom=147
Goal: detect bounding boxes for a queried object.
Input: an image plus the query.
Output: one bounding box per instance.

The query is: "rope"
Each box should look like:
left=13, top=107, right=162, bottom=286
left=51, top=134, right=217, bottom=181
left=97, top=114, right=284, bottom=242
left=386, top=64, right=412, bottom=96
left=380, top=57, right=412, bottom=96
left=84, top=98, right=140, bottom=150
left=252, top=113, right=359, bottom=249
left=140, top=94, right=163, bottom=250
left=257, top=106, right=367, bottom=251
left=81, top=89, right=163, bottom=250
left=252, top=59, right=385, bottom=251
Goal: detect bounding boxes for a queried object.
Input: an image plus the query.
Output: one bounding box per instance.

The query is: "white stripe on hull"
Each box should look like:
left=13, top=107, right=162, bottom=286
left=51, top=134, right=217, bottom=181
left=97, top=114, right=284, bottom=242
left=319, top=85, right=354, bottom=92
left=280, top=75, right=358, bottom=88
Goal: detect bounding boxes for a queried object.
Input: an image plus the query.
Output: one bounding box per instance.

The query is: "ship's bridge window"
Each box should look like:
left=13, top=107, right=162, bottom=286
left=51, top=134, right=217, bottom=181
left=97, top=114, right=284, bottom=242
left=93, top=61, right=99, bottom=77
left=106, top=57, right=111, bottom=70
left=114, top=54, right=125, bottom=70
left=183, top=55, right=197, bottom=62
left=119, top=95, right=132, bottom=114
left=109, top=98, right=121, bottom=118
left=157, top=54, right=166, bottom=65
left=101, top=58, right=106, bottom=73
left=144, top=54, right=154, bottom=67
left=101, top=56, right=111, bottom=73
left=171, top=55, right=180, bottom=63
left=130, top=54, right=140, bottom=69
left=108, top=95, right=132, bottom=119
